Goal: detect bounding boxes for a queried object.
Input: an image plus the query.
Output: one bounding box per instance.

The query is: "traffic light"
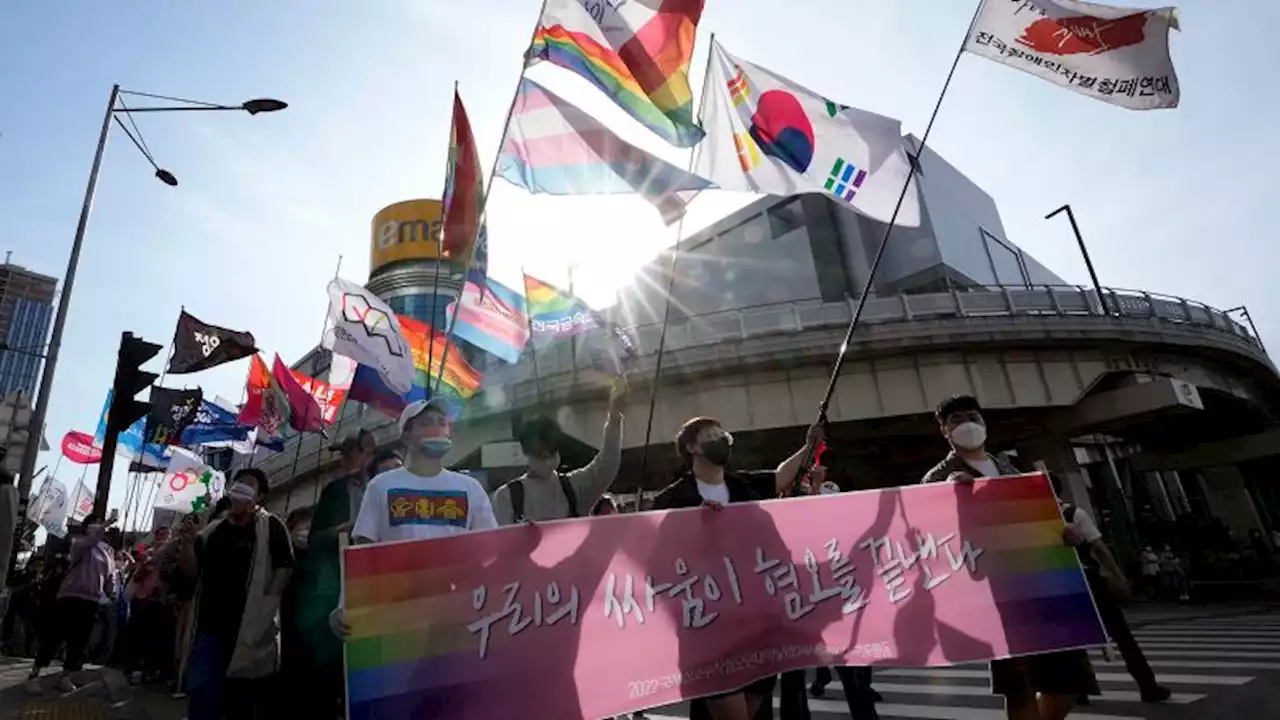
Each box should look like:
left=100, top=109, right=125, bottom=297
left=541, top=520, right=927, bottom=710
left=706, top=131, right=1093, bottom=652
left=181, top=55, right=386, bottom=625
left=95, top=332, right=162, bottom=516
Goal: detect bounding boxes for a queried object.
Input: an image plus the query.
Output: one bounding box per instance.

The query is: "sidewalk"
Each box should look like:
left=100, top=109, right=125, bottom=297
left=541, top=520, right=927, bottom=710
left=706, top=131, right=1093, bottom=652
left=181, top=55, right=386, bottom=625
left=0, top=658, right=148, bottom=720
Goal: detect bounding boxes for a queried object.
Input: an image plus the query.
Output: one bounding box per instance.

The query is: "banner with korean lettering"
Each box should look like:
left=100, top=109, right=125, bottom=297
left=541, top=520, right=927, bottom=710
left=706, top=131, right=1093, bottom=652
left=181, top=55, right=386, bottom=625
left=342, top=473, right=1105, bottom=719
left=964, top=0, right=1180, bottom=110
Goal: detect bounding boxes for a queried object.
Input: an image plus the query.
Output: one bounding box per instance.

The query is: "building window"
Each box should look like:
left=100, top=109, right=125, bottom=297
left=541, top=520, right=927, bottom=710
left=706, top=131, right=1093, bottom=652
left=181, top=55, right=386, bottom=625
left=767, top=198, right=806, bottom=238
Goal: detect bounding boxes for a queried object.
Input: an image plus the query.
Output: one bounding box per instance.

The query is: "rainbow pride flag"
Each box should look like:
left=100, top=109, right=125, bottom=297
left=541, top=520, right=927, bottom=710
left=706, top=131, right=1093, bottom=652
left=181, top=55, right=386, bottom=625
left=523, top=273, right=598, bottom=339
left=399, top=314, right=482, bottom=400
left=527, top=0, right=706, bottom=147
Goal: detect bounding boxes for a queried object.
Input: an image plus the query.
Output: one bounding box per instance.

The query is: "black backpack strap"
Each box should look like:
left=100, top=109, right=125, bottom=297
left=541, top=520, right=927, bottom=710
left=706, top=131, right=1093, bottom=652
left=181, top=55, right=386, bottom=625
left=510, top=480, right=525, bottom=523
left=1061, top=502, right=1077, bottom=523
left=558, top=474, right=580, bottom=518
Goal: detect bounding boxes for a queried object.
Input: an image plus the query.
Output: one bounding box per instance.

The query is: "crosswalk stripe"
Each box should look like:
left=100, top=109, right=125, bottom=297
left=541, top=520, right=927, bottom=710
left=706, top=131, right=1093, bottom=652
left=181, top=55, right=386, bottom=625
left=880, top=668, right=1253, bottom=685
left=1136, top=630, right=1280, bottom=635
left=1129, top=648, right=1277, bottom=659
left=1132, top=641, right=1279, bottom=650
left=789, top=699, right=1146, bottom=719
left=867, top=681, right=1203, bottom=704
left=1094, top=657, right=1280, bottom=671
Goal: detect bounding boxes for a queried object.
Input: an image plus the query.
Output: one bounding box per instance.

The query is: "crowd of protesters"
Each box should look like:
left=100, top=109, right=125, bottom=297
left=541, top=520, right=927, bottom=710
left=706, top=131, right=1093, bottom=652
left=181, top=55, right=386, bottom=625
left=2, top=383, right=1276, bottom=720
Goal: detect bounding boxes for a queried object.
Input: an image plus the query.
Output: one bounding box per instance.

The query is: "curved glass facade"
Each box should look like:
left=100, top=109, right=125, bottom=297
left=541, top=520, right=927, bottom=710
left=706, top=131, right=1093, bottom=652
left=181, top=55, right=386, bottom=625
left=387, top=293, right=455, bottom=329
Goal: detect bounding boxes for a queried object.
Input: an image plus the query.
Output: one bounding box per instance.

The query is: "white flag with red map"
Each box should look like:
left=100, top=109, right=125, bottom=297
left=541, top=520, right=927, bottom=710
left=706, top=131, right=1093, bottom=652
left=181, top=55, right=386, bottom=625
left=965, top=0, right=1181, bottom=110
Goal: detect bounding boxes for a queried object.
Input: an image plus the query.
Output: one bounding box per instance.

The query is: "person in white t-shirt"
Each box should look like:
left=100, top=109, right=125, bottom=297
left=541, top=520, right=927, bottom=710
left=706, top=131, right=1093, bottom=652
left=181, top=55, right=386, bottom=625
left=330, top=397, right=497, bottom=637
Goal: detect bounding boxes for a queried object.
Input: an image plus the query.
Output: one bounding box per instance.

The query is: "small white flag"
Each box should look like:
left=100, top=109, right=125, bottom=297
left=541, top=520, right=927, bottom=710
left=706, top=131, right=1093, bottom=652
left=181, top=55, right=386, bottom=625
left=322, top=277, right=415, bottom=394
left=964, top=1, right=1180, bottom=110
left=695, top=41, right=921, bottom=227
left=28, top=477, right=70, bottom=538
left=155, top=447, right=224, bottom=513
left=69, top=481, right=94, bottom=522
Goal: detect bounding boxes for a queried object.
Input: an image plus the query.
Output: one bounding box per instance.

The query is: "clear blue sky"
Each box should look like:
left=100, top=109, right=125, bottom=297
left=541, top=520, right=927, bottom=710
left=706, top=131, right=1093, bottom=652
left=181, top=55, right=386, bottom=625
left=2, top=1, right=1275, bottom=516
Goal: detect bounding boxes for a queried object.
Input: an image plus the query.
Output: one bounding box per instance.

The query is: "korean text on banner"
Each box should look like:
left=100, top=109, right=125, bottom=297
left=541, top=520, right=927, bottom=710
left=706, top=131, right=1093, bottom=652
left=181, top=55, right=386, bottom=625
left=696, top=41, right=921, bottom=226
left=342, top=473, right=1105, bottom=720
left=964, top=0, right=1180, bottom=110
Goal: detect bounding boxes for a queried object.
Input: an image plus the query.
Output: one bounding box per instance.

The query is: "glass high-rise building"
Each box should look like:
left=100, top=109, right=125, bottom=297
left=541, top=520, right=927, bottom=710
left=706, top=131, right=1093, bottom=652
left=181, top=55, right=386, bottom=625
left=0, top=261, right=55, bottom=399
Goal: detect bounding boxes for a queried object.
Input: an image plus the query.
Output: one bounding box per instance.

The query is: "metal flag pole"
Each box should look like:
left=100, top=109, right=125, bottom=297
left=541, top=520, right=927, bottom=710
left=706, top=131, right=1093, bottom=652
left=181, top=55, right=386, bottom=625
left=285, top=254, right=342, bottom=513
left=809, top=0, right=986, bottom=447
left=1046, top=204, right=1110, bottom=316
left=636, top=31, right=717, bottom=488
left=520, top=270, right=545, bottom=406
left=434, top=0, right=548, bottom=395
left=428, top=82, right=457, bottom=355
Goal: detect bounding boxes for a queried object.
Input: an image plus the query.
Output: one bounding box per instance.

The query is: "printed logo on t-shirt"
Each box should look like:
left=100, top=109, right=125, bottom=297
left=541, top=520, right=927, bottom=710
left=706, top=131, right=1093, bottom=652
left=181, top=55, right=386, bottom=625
left=387, top=488, right=470, bottom=527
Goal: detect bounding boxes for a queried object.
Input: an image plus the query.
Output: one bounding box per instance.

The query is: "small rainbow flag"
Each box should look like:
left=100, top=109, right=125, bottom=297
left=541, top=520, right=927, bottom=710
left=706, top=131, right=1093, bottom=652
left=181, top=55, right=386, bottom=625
left=526, top=0, right=706, bottom=147
left=443, top=92, right=488, bottom=284
left=524, top=273, right=598, bottom=339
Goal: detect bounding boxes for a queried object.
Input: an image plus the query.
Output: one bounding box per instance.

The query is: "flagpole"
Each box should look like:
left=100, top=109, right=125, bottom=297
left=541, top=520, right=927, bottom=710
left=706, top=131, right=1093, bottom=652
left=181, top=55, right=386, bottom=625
left=805, top=0, right=986, bottom=462
left=435, top=0, right=548, bottom=394
left=567, top=261, right=580, bottom=390
left=521, top=270, right=544, bottom=406
left=636, top=30, right=717, bottom=489
left=428, top=83, right=457, bottom=357
left=124, top=472, right=143, bottom=532
left=286, top=254, right=343, bottom=513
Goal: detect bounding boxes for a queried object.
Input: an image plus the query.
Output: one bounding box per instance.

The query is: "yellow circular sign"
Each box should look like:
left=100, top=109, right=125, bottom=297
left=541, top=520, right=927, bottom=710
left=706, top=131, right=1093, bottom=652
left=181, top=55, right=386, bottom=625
left=370, top=199, right=445, bottom=274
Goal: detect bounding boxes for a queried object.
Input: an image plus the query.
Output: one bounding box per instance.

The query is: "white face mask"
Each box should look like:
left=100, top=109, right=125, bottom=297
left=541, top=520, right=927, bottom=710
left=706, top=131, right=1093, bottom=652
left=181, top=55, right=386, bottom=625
left=949, top=421, right=987, bottom=450
left=819, top=481, right=840, bottom=496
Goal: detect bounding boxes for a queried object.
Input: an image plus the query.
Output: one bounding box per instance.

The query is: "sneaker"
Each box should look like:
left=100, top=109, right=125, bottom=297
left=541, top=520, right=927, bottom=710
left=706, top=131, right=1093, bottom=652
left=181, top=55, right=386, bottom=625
left=56, top=675, right=78, bottom=693
left=809, top=682, right=827, bottom=698
left=1141, top=686, right=1173, bottom=703
left=24, top=678, right=43, bottom=696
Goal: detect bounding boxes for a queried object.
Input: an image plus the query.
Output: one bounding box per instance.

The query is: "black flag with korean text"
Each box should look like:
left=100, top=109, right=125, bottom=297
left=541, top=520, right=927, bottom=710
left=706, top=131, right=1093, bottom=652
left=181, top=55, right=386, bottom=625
left=168, top=311, right=257, bottom=374
left=145, top=387, right=203, bottom=447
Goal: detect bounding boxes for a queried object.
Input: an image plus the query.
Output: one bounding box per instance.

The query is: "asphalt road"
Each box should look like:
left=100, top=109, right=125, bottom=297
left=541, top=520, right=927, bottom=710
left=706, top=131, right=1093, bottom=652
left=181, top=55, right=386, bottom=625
left=639, top=608, right=1280, bottom=720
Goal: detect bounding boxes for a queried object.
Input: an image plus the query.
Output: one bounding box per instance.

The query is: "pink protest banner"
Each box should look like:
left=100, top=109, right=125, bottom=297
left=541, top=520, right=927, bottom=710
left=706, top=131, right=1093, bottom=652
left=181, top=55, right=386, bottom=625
left=342, top=473, right=1105, bottom=719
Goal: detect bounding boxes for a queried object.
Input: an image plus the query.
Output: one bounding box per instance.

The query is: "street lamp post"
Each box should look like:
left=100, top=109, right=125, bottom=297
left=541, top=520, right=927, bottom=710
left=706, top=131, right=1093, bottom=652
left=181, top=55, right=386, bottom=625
left=1046, top=204, right=1111, bottom=317
left=14, top=85, right=286, bottom=507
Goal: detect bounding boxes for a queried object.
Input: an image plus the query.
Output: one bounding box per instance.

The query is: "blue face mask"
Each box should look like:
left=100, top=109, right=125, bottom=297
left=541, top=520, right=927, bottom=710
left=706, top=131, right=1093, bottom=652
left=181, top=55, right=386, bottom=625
left=418, top=436, right=453, bottom=458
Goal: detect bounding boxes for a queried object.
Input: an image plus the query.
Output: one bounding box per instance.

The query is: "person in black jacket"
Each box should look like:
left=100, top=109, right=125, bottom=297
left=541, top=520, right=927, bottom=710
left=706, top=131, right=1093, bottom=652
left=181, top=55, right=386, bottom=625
left=653, top=416, right=822, bottom=720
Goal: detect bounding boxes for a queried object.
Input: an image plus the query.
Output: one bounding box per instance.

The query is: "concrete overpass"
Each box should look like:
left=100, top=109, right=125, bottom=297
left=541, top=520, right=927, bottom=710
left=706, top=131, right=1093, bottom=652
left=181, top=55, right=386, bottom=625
left=262, top=284, right=1277, bottom=537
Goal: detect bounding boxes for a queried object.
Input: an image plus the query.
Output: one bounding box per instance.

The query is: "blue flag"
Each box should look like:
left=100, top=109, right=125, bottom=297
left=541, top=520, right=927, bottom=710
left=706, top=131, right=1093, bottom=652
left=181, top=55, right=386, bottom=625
left=180, top=400, right=253, bottom=447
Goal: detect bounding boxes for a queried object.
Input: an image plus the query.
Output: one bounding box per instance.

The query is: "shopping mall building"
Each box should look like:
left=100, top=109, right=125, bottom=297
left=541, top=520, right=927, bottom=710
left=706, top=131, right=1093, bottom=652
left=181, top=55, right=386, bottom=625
left=260, top=137, right=1280, bottom=568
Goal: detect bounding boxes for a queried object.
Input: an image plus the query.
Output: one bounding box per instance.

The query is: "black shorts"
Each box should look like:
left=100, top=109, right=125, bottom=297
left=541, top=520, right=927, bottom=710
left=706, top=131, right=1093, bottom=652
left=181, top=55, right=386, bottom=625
left=991, top=651, right=1100, bottom=697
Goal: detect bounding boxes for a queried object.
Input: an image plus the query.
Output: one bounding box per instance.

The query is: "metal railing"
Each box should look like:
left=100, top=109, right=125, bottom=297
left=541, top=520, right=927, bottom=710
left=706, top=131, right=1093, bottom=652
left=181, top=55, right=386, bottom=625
left=262, top=285, right=1265, bottom=489
left=485, top=285, right=1264, bottom=383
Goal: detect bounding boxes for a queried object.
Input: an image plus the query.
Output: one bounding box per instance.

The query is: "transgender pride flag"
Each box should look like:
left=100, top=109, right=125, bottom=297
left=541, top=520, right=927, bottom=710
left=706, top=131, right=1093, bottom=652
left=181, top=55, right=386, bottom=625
left=498, top=78, right=712, bottom=225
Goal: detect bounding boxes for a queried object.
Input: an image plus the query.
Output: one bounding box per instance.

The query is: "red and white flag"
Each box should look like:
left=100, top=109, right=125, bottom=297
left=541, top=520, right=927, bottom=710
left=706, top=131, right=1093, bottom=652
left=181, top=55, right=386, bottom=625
left=964, top=1, right=1180, bottom=110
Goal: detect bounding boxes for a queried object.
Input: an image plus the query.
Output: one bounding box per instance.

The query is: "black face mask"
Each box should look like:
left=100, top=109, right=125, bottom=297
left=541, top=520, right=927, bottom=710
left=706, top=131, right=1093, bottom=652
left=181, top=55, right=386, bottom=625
left=700, top=437, right=732, bottom=466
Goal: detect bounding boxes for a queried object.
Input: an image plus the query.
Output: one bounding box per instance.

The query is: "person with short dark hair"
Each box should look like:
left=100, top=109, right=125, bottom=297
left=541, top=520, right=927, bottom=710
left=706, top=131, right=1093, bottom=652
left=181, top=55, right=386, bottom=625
left=922, top=395, right=1100, bottom=720
left=180, top=468, right=293, bottom=719
left=492, top=378, right=627, bottom=525
left=654, top=416, right=823, bottom=720
left=370, top=447, right=404, bottom=476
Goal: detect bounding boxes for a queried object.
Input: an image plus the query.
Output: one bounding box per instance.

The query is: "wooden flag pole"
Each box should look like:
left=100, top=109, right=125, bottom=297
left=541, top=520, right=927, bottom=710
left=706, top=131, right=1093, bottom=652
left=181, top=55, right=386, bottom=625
left=636, top=31, right=717, bottom=489
left=434, top=0, right=549, bottom=395
left=800, top=0, right=986, bottom=476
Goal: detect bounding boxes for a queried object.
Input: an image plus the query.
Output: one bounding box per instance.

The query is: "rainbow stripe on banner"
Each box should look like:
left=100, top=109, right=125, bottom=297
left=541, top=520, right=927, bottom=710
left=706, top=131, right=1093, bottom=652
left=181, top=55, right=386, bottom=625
left=526, top=0, right=706, bottom=147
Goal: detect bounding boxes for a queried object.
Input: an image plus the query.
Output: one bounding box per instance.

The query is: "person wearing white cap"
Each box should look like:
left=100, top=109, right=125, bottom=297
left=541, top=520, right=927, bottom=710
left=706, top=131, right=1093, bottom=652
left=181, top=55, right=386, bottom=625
left=349, top=397, right=497, bottom=544
left=331, top=398, right=497, bottom=638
